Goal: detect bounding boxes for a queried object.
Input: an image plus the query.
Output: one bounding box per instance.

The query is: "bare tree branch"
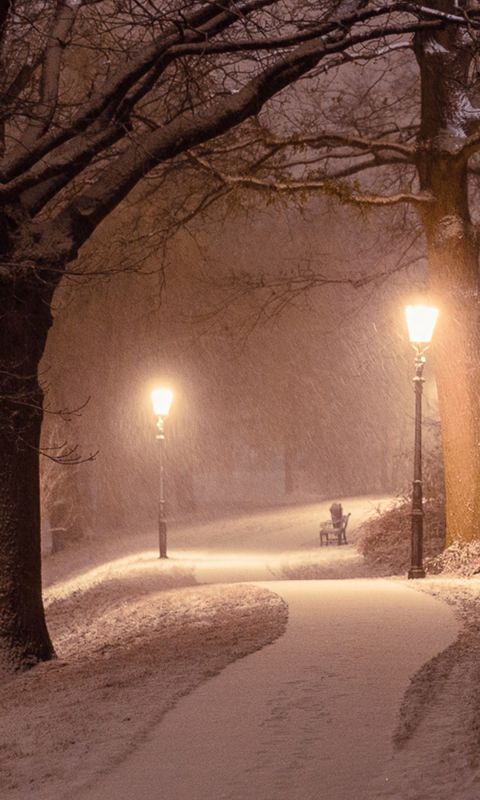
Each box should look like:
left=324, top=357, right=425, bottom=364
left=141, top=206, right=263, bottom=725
left=0, top=0, right=278, bottom=183
left=32, top=12, right=441, bottom=260
left=180, top=155, right=433, bottom=208
left=20, top=1, right=79, bottom=148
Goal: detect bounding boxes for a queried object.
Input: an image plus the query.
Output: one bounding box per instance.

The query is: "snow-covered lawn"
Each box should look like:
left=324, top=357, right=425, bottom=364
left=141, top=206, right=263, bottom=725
left=1, top=550, right=287, bottom=800
left=3, top=500, right=480, bottom=800
left=76, top=579, right=459, bottom=800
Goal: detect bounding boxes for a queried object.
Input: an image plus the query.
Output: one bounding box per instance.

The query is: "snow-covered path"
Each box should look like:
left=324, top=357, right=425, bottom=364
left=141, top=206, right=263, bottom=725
left=165, top=494, right=388, bottom=582
left=79, top=579, right=458, bottom=800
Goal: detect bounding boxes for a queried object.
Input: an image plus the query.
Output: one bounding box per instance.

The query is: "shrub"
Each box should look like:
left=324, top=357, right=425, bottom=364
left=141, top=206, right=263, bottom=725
left=357, top=417, right=446, bottom=575
left=357, top=499, right=445, bottom=576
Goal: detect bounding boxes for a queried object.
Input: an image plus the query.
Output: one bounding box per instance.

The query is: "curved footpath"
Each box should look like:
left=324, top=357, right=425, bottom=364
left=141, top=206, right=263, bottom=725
left=78, top=578, right=458, bottom=800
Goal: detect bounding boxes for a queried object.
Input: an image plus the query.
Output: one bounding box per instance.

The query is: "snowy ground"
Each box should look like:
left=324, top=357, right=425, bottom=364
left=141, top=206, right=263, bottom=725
left=76, top=579, right=458, bottom=800
left=1, top=552, right=287, bottom=800
left=3, top=496, right=480, bottom=800
left=368, top=577, right=480, bottom=800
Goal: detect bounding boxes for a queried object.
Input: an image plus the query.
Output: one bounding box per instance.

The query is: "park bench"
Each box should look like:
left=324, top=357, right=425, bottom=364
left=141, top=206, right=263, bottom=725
left=319, top=512, right=351, bottom=547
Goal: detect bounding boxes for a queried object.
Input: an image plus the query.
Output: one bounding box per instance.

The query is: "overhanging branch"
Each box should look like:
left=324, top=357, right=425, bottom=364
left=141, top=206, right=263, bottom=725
left=191, top=157, right=433, bottom=208
left=1, top=0, right=275, bottom=184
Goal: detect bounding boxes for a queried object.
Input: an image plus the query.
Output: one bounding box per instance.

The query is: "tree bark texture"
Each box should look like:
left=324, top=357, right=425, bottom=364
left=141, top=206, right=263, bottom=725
left=415, top=10, right=480, bottom=543
left=425, top=205, right=480, bottom=544
left=0, top=276, right=55, bottom=671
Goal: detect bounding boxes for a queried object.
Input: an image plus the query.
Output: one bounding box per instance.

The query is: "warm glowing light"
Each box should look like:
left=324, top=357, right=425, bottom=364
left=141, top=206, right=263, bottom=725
left=405, top=304, right=439, bottom=344
left=151, top=387, right=173, bottom=417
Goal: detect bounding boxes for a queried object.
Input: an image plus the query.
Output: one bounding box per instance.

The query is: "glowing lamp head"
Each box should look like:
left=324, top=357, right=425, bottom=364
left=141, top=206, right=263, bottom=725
left=151, top=388, right=173, bottom=418
left=405, top=304, right=439, bottom=345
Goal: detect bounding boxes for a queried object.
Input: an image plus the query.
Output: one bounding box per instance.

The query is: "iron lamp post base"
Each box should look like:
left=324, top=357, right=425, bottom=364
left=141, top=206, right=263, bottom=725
left=408, top=566, right=426, bottom=580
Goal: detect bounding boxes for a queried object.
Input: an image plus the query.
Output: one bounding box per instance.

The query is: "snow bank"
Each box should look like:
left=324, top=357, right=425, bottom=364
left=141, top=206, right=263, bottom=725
left=369, top=577, right=480, bottom=800
left=356, top=499, right=444, bottom=576
left=427, top=540, right=480, bottom=577
left=0, top=552, right=287, bottom=800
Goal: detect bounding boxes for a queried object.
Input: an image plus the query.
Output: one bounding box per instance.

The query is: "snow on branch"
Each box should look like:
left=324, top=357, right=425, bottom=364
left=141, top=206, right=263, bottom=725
left=19, top=0, right=79, bottom=148
left=169, top=2, right=480, bottom=56
left=1, top=0, right=271, bottom=183
left=4, top=0, right=478, bottom=271
left=454, top=128, right=480, bottom=162
left=191, top=156, right=433, bottom=208
left=257, top=132, right=414, bottom=160
left=0, top=1, right=450, bottom=197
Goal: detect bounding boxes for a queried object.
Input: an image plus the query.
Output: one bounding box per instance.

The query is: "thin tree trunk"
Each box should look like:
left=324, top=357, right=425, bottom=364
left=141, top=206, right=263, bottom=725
left=284, top=436, right=296, bottom=495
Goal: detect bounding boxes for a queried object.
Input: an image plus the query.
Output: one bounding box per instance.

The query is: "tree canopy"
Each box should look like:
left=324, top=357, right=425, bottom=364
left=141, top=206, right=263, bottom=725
left=2, top=0, right=470, bottom=277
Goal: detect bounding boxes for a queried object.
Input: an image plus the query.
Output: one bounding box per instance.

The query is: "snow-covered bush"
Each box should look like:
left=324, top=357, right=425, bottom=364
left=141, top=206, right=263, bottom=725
left=427, top=541, right=480, bottom=577
left=356, top=499, right=445, bottom=575
left=357, top=422, right=446, bottom=575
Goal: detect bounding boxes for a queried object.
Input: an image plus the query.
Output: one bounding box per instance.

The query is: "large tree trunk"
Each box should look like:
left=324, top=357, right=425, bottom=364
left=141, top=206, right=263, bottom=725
left=415, top=12, right=480, bottom=543
left=422, top=185, right=480, bottom=544
left=0, top=275, right=55, bottom=673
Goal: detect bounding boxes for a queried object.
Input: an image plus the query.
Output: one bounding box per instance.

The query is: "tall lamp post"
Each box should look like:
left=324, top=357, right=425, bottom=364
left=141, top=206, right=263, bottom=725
left=404, top=304, right=439, bottom=580
left=151, top=387, right=174, bottom=559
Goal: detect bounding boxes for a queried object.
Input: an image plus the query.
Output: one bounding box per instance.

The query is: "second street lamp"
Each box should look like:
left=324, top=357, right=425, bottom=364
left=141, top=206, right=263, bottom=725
left=151, top=387, right=174, bottom=559
left=404, top=304, right=439, bottom=580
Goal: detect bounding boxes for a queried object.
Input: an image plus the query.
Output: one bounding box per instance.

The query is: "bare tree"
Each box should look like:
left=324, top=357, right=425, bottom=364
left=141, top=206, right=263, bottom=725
left=0, top=0, right=473, bottom=672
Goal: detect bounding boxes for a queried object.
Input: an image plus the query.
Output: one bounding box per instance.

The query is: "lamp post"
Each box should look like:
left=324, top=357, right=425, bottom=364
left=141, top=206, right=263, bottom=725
left=151, top=387, right=173, bottom=559
left=404, top=304, right=439, bottom=579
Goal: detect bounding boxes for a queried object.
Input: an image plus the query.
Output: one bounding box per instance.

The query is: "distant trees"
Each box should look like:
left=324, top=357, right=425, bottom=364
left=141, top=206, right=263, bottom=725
left=184, top=2, right=480, bottom=548
left=42, top=195, right=415, bottom=538
left=0, top=0, right=477, bottom=672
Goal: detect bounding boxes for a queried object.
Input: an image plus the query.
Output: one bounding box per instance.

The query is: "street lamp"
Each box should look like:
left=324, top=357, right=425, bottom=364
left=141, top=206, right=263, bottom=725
left=404, top=304, right=439, bottom=579
left=151, top=387, right=173, bottom=559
